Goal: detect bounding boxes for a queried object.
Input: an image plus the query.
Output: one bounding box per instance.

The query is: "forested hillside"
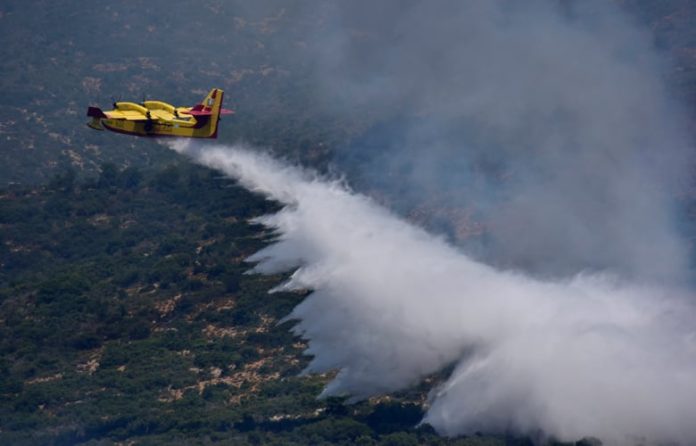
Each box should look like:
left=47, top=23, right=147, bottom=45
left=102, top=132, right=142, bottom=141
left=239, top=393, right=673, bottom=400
left=0, top=165, right=527, bottom=445
left=0, top=0, right=695, bottom=185
left=0, top=1, right=347, bottom=185
left=2, top=1, right=696, bottom=445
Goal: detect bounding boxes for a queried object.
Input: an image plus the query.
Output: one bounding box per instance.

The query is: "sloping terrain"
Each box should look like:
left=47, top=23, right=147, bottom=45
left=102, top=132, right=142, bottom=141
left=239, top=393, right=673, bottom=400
left=0, top=165, right=518, bottom=445
left=2, top=2, right=696, bottom=445
left=0, top=1, right=343, bottom=185
left=1, top=1, right=695, bottom=186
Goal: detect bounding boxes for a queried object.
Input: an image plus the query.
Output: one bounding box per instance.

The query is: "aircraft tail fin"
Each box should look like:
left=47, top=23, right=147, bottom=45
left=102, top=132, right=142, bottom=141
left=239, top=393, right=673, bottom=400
left=190, top=89, right=232, bottom=138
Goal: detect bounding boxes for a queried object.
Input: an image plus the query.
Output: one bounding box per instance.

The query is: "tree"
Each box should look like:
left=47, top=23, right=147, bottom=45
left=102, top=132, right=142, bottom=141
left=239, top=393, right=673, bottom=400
left=98, top=162, right=119, bottom=189
left=48, top=168, right=76, bottom=193
left=119, top=166, right=142, bottom=190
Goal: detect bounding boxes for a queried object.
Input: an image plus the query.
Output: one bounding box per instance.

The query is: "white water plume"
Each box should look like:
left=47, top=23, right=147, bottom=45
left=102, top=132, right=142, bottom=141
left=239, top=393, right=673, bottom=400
left=169, top=141, right=696, bottom=445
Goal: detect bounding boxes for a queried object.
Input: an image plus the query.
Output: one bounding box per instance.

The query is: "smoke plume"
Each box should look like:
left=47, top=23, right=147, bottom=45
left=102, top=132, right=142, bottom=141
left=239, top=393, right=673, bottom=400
left=169, top=141, right=696, bottom=445
left=162, top=1, right=696, bottom=444
left=304, top=0, right=693, bottom=281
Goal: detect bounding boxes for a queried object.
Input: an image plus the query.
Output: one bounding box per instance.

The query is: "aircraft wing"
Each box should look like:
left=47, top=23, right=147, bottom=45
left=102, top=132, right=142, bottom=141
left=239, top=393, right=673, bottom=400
left=104, top=110, right=150, bottom=121
left=181, top=105, right=234, bottom=116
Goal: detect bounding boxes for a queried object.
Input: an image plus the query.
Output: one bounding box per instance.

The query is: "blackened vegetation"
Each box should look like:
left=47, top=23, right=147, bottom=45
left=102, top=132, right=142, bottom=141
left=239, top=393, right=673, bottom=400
left=0, top=164, right=576, bottom=445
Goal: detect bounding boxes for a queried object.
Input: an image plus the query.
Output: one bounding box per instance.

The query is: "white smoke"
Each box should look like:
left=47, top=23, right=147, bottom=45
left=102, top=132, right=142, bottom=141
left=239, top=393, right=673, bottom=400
left=169, top=141, right=696, bottom=445
left=306, top=1, right=693, bottom=282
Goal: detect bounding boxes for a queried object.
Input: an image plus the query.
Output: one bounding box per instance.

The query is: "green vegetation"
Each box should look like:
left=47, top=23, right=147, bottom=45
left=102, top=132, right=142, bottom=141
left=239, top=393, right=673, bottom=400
left=0, top=164, right=542, bottom=445
left=0, top=1, right=351, bottom=186
left=1, top=2, right=694, bottom=444
left=2, top=1, right=694, bottom=186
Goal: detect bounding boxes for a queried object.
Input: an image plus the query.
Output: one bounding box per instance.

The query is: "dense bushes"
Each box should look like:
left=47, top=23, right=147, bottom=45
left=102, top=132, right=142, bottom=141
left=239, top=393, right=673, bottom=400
left=0, top=164, right=520, bottom=445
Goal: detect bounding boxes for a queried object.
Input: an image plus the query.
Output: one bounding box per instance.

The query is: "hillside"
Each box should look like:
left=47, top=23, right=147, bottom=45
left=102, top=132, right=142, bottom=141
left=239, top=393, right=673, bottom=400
left=0, top=165, right=526, bottom=445
left=0, top=0, right=345, bottom=185
left=2, top=1, right=696, bottom=445
left=1, top=1, right=695, bottom=186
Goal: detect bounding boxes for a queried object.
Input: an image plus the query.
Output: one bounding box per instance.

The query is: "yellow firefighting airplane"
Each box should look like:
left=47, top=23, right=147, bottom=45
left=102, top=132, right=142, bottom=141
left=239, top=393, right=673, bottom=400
left=86, top=88, right=233, bottom=138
